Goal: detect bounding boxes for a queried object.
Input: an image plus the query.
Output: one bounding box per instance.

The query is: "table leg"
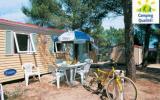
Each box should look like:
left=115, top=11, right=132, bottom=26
left=70, top=68, right=73, bottom=84
left=64, top=70, right=69, bottom=85
left=74, top=67, right=77, bottom=80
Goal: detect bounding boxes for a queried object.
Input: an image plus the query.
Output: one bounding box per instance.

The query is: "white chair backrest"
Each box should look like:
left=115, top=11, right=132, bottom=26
left=83, top=59, right=93, bottom=73
left=61, top=61, right=67, bottom=67
left=0, top=84, right=4, bottom=100
left=55, top=59, right=64, bottom=67
left=62, top=61, right=67, bottom=64
left=56, top=59, right=63, bottom=64
left=77, top=61, right=80, bottom=64
left=85, top=59, right=93, bottom=63
left=22, top=63, right=34, bottom=73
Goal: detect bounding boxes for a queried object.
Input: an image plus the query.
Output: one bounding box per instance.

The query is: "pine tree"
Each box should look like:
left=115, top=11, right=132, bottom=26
left=22, top=0, right=122, bottom=31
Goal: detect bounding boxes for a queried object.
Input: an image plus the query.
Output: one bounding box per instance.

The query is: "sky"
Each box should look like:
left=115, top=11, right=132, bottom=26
left=0, top=0, right=124, bottom=29
left=0, top=0, right=29, bottom=22
left=102, top=16, right=124, bottom=29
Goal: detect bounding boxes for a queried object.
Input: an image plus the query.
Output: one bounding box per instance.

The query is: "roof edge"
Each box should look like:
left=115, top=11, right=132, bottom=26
left=0, top=19, right=65, bottom=33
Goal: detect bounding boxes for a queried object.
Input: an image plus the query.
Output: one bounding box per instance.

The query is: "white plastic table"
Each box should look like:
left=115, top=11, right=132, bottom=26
left=60, top=63, right=86, bottom=85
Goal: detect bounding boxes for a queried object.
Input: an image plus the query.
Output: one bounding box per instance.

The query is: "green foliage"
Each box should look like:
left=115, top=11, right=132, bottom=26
left=96, top=27, right=124, bottom=48
left=134, top=24, right=159, bottom=46
left=94, top=27, right=124, bottom=61
left=134, top=25, right=145, bottom=45
left=22, top=0, right=122, bottom=31
left=21, top=0, right=55, bottom=26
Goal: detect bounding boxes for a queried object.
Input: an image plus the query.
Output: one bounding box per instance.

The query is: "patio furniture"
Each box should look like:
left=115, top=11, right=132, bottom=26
left=55, top=62, right=86, bottom=87
left=55, top=61, right=69, bottom=88
left=75, top=59, right=93, bottom=84
left=22, top=63, right=41, bottom=86
left=67, top=62, right=86, bottom=84
left=0, top=84, right=4, bottom=100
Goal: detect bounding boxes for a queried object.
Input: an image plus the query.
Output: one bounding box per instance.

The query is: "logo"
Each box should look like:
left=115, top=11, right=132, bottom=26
left=132, top=0, right=159, bottom=24
left=4, top=69, right=17, bottom=76
left=137, top=0, right=155, bottom=13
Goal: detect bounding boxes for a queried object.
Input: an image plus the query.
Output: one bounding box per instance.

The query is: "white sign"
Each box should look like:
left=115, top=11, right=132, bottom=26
left=132, top=0, right=159, bottom=24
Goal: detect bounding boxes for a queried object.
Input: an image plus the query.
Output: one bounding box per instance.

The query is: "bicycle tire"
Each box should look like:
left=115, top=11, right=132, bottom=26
left=106, top=76, right=137, bottom=100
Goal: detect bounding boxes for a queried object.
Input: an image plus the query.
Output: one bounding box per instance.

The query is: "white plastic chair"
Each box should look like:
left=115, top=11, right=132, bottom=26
left=54, top=61, right=69, bottom=88
left=0, top=84, right=4, bottom=100
left=22, top=63, right=41, bottom=86
left=75, top=59, right=93, bottom=84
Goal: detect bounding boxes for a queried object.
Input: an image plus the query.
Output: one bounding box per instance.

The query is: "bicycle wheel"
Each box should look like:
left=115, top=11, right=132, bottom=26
left=106, top=77, right=137, bottom=100
left=83, top=70, right=99, bottom=92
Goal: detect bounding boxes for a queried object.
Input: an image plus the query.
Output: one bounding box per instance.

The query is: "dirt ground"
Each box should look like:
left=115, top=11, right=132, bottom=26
left=3, top=66, right=160, bottom=100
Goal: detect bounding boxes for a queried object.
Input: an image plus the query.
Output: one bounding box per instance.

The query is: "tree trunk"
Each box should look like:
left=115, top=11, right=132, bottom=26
left=156, top=35, right=160, bottom=63
left=142, top=25, right=151, bottom=68
left=123, top=0, right=136, bottom=81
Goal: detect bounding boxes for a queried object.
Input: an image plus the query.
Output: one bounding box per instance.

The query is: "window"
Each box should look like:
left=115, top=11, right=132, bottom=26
left=54, top=42, right=74, bottom=53
left=89, top=43, right=92, bottom=51
left=13, top=32, right=36, bottom=53
left=5, top=31, right=36, bottom=54
left=55, top=42, right=62, bottom=52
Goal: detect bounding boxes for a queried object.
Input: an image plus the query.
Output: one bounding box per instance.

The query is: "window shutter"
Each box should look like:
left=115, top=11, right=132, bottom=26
left=5, top=31, right=13, bottom=54
left=49, top=37, right=55, bottom=54
left=31, top=33, right=38, bottom=51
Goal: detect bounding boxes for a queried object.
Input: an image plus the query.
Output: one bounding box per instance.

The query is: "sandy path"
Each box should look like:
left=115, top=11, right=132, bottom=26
left=3, top=70, right=160, bottom=100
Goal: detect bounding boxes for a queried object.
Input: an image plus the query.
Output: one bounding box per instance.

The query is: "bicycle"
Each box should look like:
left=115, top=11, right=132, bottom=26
left=84, top=65, right=137, bottom=100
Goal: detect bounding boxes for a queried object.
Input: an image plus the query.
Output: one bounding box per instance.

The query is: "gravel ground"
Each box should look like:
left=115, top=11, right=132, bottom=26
left=3, top=69, right=160, bottom=100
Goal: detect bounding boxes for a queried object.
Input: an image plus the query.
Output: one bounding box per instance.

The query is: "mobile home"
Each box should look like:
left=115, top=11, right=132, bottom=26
left=110, top=45, right=143, bottom=65
left=0, top=19, right=64, bottom=83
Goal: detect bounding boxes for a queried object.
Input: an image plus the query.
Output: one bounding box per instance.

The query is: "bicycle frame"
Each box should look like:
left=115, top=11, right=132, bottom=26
left=85, top=66, right=137, bottom=100
left=94, top=67, right=124, bottom=92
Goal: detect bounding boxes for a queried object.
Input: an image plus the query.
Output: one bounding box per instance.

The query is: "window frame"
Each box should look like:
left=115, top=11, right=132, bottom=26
left=13, top=32, right=36, bottom=53
left=55, top=42, right=61, bottom=52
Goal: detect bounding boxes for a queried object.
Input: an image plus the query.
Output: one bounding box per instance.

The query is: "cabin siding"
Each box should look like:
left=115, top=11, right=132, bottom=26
left=0, top=30, right=56, bottom=83
left=110, top=45, right=142, bottom=64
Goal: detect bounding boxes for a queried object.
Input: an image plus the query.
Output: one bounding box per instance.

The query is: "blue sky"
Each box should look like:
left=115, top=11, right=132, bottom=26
left=102, top=16, right=124, bottom=29
left=0, top=0, right=124, bottom=29
left=0, top=0, right=29, bottom=22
